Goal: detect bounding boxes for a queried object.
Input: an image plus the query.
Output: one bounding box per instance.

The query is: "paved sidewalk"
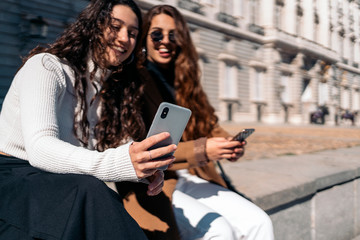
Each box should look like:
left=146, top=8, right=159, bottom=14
left=216, top=138, right=360, bottom=240
left=216, top=122, right=360, bottom=239
left=220, top=145, right=360, bottom=210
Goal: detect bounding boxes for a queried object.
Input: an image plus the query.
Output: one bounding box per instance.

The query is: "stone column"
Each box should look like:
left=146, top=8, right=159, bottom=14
left=262, top=43, right=282, bottom=123
left=290, top=52, right=305, bottom=124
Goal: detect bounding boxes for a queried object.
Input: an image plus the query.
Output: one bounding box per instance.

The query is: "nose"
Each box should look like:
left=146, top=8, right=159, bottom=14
left=117, top=27, right=129, bottom=43
left=162, top=36, right=169, bottom=43
left=161, top=32, right=171, bottom=44
left=163, top=37, right=170, bottom=44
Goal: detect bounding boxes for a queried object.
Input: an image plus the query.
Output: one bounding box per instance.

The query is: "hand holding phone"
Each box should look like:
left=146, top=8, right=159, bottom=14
left=232, top=128, right=255, bottom=142
left=130, top=132, right=176, bottom=181
left=146, top=102, right=192, bottom=170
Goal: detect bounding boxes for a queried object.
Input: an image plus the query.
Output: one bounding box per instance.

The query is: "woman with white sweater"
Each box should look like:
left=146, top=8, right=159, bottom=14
left=0, top=0, right=175, bottom=239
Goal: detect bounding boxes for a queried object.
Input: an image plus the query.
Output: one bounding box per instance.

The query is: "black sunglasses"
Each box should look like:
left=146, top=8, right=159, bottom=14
left=149, top=30, right=176, bottom=43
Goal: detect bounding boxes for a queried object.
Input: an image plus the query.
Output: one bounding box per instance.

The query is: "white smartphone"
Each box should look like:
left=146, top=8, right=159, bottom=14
left=146, top=102, right=192, bottom=170
left=232, top=128, right=255, bottom=142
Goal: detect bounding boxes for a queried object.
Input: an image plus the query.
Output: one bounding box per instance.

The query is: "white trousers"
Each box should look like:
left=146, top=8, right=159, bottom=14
left=172, top=170, right=274, bottom=240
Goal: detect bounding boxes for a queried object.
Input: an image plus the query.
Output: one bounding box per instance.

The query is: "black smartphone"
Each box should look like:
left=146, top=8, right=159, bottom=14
left=232, top=128, right=255, bottom=142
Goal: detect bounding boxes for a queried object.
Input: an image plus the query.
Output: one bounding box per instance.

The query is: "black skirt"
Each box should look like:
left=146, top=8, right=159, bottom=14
left=0, top=155, right=148, bottom=240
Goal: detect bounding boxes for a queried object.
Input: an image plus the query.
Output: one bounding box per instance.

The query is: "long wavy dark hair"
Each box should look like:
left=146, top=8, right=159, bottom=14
left=139, top=5, right=218, bottom=141
left=21, top=0, right=145, bottom=151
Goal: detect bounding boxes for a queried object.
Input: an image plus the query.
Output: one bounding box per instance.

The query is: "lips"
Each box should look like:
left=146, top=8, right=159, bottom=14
left=113, top=46, right=126, bottom=55
left=158, top=48, right=171, bottom=57
left=111, top=46, right=130, bottom=64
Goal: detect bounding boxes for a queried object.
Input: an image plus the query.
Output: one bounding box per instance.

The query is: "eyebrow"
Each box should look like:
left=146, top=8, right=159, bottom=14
left=149, top=27, right=175, bottom=32
left=111, top=17, right=139, bottom=31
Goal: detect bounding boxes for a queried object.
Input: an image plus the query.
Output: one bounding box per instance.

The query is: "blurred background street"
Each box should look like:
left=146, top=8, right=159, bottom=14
left=2, top=0, right=360, bottom=127
left=221, top=122, right=360, bottom=161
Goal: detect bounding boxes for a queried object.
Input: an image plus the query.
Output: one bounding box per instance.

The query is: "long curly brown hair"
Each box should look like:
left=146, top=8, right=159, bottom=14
left=21, top=0, right=145, bottom=151
left=139, top=5, right=218, bottom=141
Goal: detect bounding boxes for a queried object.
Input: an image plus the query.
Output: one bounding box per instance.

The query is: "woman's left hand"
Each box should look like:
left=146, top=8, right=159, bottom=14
left=227, top=138, right=246, bottom=162
left=146, top=170, right=164, bottom=196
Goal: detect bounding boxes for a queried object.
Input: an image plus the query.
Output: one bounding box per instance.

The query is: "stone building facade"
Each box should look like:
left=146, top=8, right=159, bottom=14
left=0, top=0, right=89, bottom=106
left=1, top=0, right=360, bottom=125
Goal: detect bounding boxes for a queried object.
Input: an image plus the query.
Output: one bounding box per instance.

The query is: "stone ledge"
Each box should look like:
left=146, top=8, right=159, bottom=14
left=221, top=146, right=360, bottom=211
left=221, top=146, right=360, bottom=240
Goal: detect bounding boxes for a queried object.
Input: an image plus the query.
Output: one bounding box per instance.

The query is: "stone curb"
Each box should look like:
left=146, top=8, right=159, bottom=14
left=221, top=146, right=360, bottom=211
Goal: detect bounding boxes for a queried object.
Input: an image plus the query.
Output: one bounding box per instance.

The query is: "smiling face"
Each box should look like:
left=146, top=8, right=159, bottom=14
left=103, top=4, right=139, bottom=67
left=146, top=14, right=177, bottom=69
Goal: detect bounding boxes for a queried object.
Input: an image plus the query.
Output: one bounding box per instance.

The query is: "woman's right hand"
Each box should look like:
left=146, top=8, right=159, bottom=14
left=129, top=132, right=176, bottom=179
left=206, top=137, right=242, bottom=161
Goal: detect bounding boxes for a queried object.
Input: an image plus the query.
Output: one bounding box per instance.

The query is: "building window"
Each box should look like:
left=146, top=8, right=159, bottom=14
left=314, top=22, right=319, bottom=42
left=252, top=68, right=265, bottom=102
left=313, top=11, right=319, bottom=42
left=341, top=87, right=350, bottom=110
left=353, top=89, right=360, bottom=110
left=217, top=0, right=237, bottom=26
left=280, top=74, right=292, bottom=104
left=301, top=78, right=312, bottom=102
left=219, top=59, right=238, bottom=122
left=195, top=0, right=213, bottom=4
left=296, top=15, right=302, bottom=36
left=331, top=84, right=339, bottom=103
left=250, top=0, right=259, bottom=25
left=275, top=4, right=283, bottom=29
left=350, top=38, right=355, bottom=65
left=178, top=0, right=203, bottom=14
left=234, top=0, right=242, bottom=17
left=222, top=63, right=237, bottom=99
left=220, top=0, right=232, bottom=14
left=318, top=82, right=329, bottom=105
left=339, top=34, right=344, bottom=60
left=219, top=0, right=242, bottom=17
left=218, top=53, right=239, bottom=100
left=250, top=68, right=266, bottom=122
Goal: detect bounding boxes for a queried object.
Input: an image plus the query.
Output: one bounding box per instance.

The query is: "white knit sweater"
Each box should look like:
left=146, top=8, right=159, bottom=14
left=0, top=53, right=138, bottom=182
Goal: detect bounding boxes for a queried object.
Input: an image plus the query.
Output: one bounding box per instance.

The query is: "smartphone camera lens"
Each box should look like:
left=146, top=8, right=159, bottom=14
left=161, top=107, right=169, bottom=119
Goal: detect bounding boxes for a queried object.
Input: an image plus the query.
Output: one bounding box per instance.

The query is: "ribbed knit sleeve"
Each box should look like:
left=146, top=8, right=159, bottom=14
left=8, top=53, right=138, bottom=182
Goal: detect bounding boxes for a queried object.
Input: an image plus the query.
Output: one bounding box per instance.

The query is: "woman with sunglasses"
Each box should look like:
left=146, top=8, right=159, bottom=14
left=123, top=4, right=274, bottom=240
left=0, top=0, right=177, bottom=239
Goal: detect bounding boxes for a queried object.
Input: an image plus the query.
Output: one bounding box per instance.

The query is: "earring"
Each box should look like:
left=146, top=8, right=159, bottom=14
left=142, top=47, right=147, bottom=56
